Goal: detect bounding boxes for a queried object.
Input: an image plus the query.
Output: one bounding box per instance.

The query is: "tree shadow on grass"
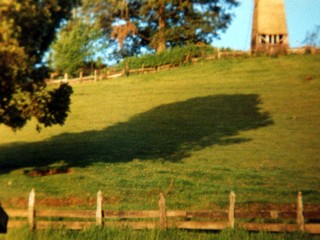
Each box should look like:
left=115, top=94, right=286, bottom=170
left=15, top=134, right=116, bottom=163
left=0, top=94, right=273, bottom=174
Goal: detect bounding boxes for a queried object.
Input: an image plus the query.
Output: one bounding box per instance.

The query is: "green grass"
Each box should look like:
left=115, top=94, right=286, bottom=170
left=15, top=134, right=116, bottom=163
left=2, top=227, right=320, bottom=240
left=1, top=55, right=320, bottom=212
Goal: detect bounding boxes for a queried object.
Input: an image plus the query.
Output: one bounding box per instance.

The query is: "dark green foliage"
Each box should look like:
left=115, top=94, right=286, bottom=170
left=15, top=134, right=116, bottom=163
left=0, top=0, right=74, bottom=130
left=38, top=84, right=73, bottom=128
left=82, top=0, right=238, bottom=57
left=117, top=44, right=216, bottom=69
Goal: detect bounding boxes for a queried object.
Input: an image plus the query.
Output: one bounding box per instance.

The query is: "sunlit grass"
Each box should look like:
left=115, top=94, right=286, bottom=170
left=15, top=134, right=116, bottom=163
left=0, top=55, right=320, bottom=211
left=2, top=226, right=320, bottom=240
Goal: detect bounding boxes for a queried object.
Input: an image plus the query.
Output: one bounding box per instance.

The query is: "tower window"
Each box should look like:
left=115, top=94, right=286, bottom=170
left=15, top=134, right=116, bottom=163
left=279, top=35, right=283, bottom=43
left=260, top=34, right=266, bottom=44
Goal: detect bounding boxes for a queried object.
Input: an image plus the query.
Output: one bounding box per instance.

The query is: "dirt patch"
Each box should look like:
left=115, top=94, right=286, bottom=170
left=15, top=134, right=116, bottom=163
left=3, top=196, right=96, bottom=208
left=236, top=203, right=320, bottom=212
left=2, top=195, right=121, bottom=209
left=24, top=167, right=72, bottom=177
left=303, top=74, right=320, bottom=82
left=2, top=196, right=320, bottom=213
left=37, top=197, right=96, bottom=207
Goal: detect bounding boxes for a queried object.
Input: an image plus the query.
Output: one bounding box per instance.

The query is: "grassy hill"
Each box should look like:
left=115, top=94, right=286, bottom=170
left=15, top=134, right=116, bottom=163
left=1, top=54, right=320, bottom=210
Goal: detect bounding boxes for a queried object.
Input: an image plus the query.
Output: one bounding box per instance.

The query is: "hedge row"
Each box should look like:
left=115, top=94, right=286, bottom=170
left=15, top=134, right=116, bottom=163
left=116, top=44, right=217, bottom=70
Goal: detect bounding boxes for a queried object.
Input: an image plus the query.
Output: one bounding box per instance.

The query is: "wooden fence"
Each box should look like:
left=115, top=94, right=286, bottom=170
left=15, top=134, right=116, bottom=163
left=46, top=51, right=252, bottom=85
left=46, top=48, right=320, bottom=85
left=46, top=64, right=188, bottom=85
left=5, top=189, right=320, bottom=234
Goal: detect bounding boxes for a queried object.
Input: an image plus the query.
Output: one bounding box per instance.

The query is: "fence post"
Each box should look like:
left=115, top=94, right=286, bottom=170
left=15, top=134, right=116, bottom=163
left=229, top=191, right=235, bottom=228
left=64, top=73, right=68, bottom=83
left=297, top=191, right=305, bottom=232
left=124, top=61, right=130, bottom=77
left=217, top=49, right=221, bottom=59
left=159, top=193, right=167, bottom=230
left=96, top=190, right=103, bottom=227
left=94, top=70, right=97, bottom=82
left=28, top=188, right=35, bottom=230
left=80, top=71, right=83, bottom=80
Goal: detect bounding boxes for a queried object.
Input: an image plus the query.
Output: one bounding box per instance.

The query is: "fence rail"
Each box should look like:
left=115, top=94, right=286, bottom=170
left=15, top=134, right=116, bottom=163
left=46, top=51, right=251, bottom=85
left=46, top=48, right=320, bottom=85
left=5, top=189, right=320, bottom=233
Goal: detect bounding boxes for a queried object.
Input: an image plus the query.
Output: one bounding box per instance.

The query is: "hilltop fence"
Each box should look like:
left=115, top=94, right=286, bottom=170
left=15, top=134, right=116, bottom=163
left=46, top=47, right=320, bottom=86
left=46, top=51, right=252, bottom=85
left=5, top=189, right=320, bottom=234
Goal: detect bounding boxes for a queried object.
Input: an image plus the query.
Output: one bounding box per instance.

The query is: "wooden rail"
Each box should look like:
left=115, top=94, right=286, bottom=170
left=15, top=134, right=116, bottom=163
left=5, top=190, right=320, bottom=233
left=46, top=51, right=252, bottom=85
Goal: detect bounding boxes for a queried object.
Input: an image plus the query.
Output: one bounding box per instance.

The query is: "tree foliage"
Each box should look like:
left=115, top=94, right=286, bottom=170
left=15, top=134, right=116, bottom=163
left=51, top=20, right=99, bottom=76
left=82, top=0, right=238, bottom=57
left=0, top=0, right=74, bottom=130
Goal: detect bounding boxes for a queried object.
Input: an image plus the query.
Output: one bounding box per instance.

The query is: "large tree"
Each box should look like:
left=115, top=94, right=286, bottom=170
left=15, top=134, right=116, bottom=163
left=0, top=0, right=75, bottom=130
left=82, top=0, right=239, bottom=56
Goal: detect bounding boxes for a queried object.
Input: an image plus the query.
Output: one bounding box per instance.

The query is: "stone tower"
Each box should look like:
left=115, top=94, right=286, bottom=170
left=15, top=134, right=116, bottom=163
left=251, top=0, right=289, bottom=53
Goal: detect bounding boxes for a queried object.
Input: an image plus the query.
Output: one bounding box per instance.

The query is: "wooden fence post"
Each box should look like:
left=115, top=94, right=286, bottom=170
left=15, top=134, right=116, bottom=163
left=28, top=188, right=35, bottom=230
left=64, top=73, right=68, bottom=83
left=80, top=71, right=83, bottom=80
left=159, top=193, right=167, bottom=230
left=94, top=70, right=97, bottom=82
left=229, top=191, right=235, bottom=228
left=217, top=49, right=221, bottom=59
left=297, top=191, right=305, bottom=232
left=96, top=190, right=103, bottom=227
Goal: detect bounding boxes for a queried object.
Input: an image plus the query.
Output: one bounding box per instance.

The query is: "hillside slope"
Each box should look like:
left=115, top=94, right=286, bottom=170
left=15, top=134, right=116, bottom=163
left=1, top=55, right=320, bottom=209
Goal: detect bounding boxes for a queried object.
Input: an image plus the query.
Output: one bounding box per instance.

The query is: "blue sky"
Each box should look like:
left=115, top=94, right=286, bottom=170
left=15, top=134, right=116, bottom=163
left=214, top=0, right=320, bottom=50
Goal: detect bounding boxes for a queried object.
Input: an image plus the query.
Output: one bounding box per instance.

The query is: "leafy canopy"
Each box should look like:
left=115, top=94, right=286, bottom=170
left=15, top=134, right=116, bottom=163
left=0, top=0, right=75, bottom=130
left=51, top=20, right=99, bottom=77
left=82, top=0, right=239, bottom=58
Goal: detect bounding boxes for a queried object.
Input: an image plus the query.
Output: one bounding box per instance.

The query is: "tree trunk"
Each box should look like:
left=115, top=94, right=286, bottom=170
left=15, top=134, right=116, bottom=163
left=156, top=1, right=166, bottom=52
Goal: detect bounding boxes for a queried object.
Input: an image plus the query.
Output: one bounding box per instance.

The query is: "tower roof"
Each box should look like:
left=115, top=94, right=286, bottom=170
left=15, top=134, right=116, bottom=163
left=256, top=0, right=288, bottom=35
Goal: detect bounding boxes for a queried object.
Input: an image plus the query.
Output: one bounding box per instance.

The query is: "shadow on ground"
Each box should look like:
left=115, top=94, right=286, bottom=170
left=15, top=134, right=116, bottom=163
left=0, top=94, right=273, bottom=174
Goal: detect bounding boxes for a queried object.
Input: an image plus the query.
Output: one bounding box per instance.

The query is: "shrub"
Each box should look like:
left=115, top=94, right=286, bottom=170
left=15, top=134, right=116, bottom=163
left=116, top=44, right=216, bottom=70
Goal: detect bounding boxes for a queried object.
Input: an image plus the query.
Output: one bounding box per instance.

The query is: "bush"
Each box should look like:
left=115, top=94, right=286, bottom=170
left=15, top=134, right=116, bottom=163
left=116, top=44, right=216, bottom=70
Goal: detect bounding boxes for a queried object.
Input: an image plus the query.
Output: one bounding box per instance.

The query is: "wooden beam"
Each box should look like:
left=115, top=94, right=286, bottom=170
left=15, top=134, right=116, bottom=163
left=305, top=224, right=320, bottom=234
left=96, top=190, right=103, bottom=226
left=6, top=209, right=28, bottom=218
left=229, top=191, right=235, bottom=228
left=171, top=221, right=229, bottom=230
left=28, top=188, right=35, bottom=230
left=104, top=210, right=159, bottom=219
left=159, top=193, right=167, bottom=229
left=36, top=210, right=95, bottom=218
left=239, top=223, right=299, bottom=232
left=297, top=191, right=305, bottom=232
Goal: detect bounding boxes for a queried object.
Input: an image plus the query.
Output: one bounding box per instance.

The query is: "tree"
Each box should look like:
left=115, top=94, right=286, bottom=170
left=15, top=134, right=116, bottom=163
left=0, top=0, right=75, bottom=130
left=304, top=25, right=320, bottom=48
left=51, top=20, right=99, bottom=76
left=82, top=0, right=239, bottom=56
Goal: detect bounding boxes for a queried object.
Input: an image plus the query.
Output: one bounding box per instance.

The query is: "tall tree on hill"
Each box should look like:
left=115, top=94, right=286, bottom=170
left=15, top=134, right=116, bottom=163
left=82, top=0, right=239, bottom=56
left=0, top=0, right=75, bottom=130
